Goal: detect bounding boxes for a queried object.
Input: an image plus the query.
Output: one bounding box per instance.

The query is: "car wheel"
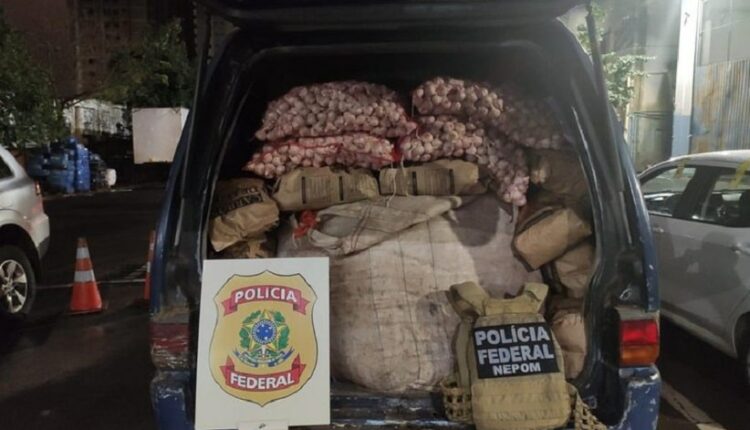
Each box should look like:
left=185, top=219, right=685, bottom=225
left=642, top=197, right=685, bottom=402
left=0, top=245, right=36, bottom=320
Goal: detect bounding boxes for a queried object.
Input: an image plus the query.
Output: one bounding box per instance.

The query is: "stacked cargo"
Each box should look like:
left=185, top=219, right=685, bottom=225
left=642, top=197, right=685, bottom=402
left=26, top=138, right=98, bottom=194
left=211, top=78, right=594, bottom=392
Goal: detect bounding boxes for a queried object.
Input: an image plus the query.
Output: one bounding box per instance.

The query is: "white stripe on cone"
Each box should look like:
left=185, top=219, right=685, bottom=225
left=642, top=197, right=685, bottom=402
left=76, top=247, right=90, bottom=259
left=74, top=270, right=96, bottom=283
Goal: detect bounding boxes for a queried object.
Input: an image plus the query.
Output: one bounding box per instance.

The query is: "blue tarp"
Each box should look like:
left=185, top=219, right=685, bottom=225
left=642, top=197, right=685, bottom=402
left=35, top=137, right=91, bottom=193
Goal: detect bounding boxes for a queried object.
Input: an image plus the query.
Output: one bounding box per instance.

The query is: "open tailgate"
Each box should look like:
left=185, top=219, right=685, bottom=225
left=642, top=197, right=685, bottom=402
left=197, top=0, right=583, bottom=31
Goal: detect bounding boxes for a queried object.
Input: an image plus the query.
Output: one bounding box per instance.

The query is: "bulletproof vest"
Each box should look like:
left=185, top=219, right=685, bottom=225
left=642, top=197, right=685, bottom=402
left=447, top=282, right=570, bottom=430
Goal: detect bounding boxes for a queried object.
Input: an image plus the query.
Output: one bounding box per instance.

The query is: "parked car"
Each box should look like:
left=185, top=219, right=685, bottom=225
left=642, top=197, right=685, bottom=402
left=0, top=147, right=50, bottom=319
left=640, top=150, right=750, bottom=383
left=148, top=1, right=660, bottom=429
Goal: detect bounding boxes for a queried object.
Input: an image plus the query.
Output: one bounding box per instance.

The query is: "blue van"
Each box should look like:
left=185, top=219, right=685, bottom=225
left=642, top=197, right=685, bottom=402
left=148, top=2, right=660, bottom=428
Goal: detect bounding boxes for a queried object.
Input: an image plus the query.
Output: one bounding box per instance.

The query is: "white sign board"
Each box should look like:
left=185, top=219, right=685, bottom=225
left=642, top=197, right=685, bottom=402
left=196, top=258, right=330, bottom=430
left=132, top=107, right=188, bottom=164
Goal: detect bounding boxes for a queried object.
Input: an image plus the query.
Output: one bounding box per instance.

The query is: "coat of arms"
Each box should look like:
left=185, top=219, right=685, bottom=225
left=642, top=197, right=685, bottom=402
left=209, top=270, right=318, bottom=406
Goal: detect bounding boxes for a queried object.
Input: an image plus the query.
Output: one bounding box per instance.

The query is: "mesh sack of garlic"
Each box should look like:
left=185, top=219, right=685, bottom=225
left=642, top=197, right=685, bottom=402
left=399, top=116, right=487, bottom=162
left=412, top=77, right=565, bottom=150
left=244, top=134, right=396, bottom=178
left=255, top=81, right=417, bottom=141
left=400, top=116, right=529, bottom=206
left=490, top=84, right=565, bottom=150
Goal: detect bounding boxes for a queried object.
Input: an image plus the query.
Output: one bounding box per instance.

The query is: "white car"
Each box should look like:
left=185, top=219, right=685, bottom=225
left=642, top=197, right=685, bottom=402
left=640, top=150, right=750, bottom=381
left=0, top=147, right=50, bottom=319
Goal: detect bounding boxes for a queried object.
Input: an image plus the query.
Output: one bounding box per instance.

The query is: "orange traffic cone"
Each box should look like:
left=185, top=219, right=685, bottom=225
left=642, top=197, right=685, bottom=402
left=143, top=230, right=155, bottom=302
left=69, top=238, right=103, bottom=314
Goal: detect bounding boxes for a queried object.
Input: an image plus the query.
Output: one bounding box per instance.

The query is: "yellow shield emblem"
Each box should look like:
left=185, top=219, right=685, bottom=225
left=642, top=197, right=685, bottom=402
left=209, top=270, right=318, bottom=406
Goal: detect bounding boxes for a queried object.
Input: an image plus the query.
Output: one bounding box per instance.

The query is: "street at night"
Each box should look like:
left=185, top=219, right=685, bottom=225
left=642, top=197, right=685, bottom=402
left=3, top=1, right=750, bottom=429
left=0, top=189, right=160, bottom=429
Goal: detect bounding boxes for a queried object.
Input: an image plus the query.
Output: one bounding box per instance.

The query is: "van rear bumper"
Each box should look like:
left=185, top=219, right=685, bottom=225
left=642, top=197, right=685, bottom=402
left=150, top=366, right=660, bottom=429
left=612, top=366, right=661, bottom=430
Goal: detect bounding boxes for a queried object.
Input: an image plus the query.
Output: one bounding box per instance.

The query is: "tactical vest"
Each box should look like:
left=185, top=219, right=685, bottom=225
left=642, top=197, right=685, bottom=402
left=445, top=282, right=571, bottom=430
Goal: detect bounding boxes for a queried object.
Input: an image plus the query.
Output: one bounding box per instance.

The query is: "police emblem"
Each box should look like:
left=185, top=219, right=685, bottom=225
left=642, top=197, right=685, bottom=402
left=209, top=270, right=318, bottom=406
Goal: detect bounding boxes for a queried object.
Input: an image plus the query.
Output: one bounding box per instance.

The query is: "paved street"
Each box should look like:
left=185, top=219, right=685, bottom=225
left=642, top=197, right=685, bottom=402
left=658, top=320, right=750, bottom=430
left=0, top=188, right=161, bottom=429
left=0, top=188, right=747, bottom=429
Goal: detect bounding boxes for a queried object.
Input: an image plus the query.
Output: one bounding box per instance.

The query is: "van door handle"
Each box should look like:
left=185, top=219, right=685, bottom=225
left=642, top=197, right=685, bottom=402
left=652, top=226, right=665, bottom=234
left=731, top=243, right=750, bottom=256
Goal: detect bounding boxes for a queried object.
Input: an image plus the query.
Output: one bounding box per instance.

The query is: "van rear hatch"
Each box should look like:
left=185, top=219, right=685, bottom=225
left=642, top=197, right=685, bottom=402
left=199, top=0, right=582, bottom=30
left=150, top=2, right=660, bottom=429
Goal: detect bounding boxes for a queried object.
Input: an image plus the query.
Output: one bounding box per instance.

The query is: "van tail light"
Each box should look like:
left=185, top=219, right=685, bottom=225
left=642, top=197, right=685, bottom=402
left=619, top=318, right=660, bottom=367
left=34, top=181, right=42, bottom=196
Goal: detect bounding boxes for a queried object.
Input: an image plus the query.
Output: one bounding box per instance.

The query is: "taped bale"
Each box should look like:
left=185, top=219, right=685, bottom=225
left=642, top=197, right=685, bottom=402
left=513, top=205, right=592, bottom=270
left=278, top=194, right=541, bottom=392
left=209, top=178, right=279, bottom=252
left=552, top=241, right=594, bottom=299
left=272, top=167, right=379, bottom=211
left=379, top=159, right=486, bottom=196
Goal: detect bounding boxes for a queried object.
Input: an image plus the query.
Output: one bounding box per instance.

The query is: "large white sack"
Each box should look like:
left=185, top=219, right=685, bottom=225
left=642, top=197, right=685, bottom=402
left=277, top=193, right=541, bottom=392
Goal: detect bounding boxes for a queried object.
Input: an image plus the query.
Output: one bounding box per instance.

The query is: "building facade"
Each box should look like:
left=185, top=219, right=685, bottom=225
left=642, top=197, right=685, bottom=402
left=674, top=0, right=750, bottom=156
left=1, top=0, right=192, bottom=99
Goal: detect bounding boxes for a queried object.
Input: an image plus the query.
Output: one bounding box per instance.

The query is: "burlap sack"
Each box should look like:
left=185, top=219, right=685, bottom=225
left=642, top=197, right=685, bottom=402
left=549, top=301, right=586, bottom=380
left=553, top=241, right=594, bottom=298
left=379, top=159, right=486, bottom=196
left=307, top=195, right=468, bottom=256
left=218, top=236, right=276, bottom=259
left=529, top=149, right=588, bottom=201
left=278, top=194, right=541, bottom=392
left=272, top=167, right=379, bottom=211
left=513, top=206, right=592, bottom=270
left=209, top=178, right=279, bottom=252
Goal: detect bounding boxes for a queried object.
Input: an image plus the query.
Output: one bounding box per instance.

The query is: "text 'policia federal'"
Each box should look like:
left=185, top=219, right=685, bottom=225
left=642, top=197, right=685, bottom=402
left=473, top=323, right=559, bottom=378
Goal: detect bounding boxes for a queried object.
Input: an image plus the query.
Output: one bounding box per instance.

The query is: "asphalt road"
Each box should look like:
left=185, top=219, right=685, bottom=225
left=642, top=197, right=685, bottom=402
left=0, top=188, right=163, bottom=429
left=0, top=188, right=747, bottom=429
left=40, top=187, right=164, bottom=286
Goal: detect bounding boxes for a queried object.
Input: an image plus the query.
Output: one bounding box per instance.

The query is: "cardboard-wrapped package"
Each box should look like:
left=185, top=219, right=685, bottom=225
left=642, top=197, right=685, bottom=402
left=548, top=298, right=586, bottom=379
left=209, top=178, right=279, bottom=252
left=529, top=148, right=588, bottom=201
left=513, top=205, right=592, bottom=270
left=552, top=241, right=595, bottom=298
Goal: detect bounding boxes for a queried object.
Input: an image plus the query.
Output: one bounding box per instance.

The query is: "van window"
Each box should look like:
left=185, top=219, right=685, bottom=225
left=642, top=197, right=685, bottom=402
left=641, top=166, right=697, bottom=217
left=0, top=157, right=13, bottom=179
left=689, top=168, right=750, bottom=227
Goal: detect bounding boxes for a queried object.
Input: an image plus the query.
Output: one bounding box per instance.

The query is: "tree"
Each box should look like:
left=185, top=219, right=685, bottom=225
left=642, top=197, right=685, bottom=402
left=0, top=7, right=66, bottom=149
left=576, top=3, right=651, bottom=120
left=100, top=20, right=194, bottom=110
